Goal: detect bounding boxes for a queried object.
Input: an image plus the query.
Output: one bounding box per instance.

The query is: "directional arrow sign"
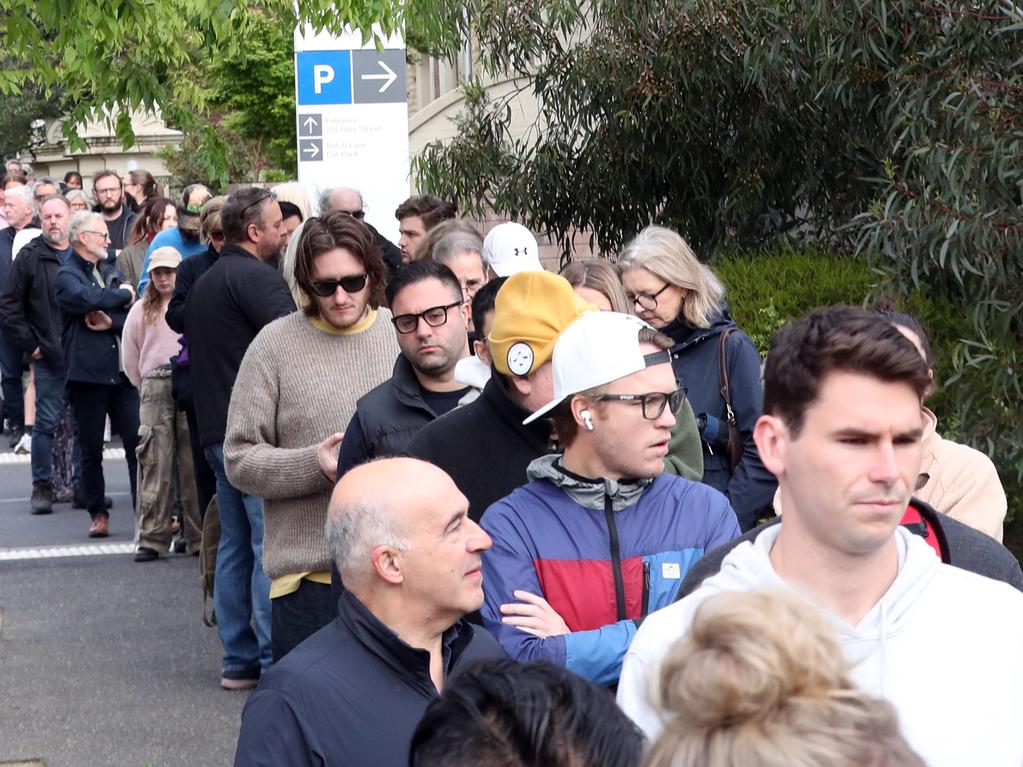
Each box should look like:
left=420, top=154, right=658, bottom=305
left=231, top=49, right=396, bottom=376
left=360, top=61, right=397, bottom=93
left=299, top=139, right=322, bottom=161
left=299, top=114, right=322, bottom=137
left=352, top=49, right=407, bottom=104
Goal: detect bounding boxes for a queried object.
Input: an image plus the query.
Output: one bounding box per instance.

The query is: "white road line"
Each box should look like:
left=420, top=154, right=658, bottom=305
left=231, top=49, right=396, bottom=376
left=0, top=491, right=130, bottom=505
left=0, top=542, right=135, bottom=561
left=0, top=447, right=126, bottom=465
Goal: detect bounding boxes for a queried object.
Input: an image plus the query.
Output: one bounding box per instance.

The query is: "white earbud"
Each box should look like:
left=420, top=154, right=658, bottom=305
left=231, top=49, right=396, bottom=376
left=581, top=410, right=594, bottom=431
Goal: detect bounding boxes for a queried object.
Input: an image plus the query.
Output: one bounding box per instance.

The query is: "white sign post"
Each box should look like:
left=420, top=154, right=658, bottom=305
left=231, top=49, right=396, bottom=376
left=294, top=27, right=410, bottom=244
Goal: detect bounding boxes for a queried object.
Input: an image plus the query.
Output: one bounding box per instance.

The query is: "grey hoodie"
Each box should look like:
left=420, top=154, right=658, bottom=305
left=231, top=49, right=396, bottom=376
left=618, top=526, right=1023, bottom=767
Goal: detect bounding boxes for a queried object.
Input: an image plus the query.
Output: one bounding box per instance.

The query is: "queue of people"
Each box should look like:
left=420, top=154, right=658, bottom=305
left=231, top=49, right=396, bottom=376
left=1, top=165, right=1019, bottom=767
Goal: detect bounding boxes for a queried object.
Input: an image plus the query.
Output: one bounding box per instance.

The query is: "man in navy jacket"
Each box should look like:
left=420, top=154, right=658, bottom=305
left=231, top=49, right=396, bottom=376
left=55, top=211, right=138, bottom=538
left=234, top=458, right=503, bottom=766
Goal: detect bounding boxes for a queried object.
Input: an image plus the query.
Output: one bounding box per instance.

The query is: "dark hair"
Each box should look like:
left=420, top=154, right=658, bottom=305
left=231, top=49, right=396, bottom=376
left=549, top=327, right=673, bottom=447
left=763, top=306, right=931, bottom=437
left=872, top=300, right=934, bottom=371
left=63, top=171, right=83, bottom=186
left=92, top=169, right=120, bottom=186
left=221, top=186, right=276, bottom=244
left=279, top=200, right=304, bottom=222
left=471, top=276, right=507, bottom=336
left=127, top=196, right=175, bottom=245
left=385, top=259, right=463, bottom=308
left=409, top=659, right=643, bottom=767
left=2, top=171, right=28, bottom=188
left=395, top=195, right=457, bottom=230
left=127, top=169, right=160, bottom=199
left=295, top=211, right=386, bottom=315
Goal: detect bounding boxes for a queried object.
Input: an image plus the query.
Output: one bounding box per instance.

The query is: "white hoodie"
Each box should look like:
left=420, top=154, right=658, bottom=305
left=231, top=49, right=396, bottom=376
left=617, top=526, right=1023, bottom=767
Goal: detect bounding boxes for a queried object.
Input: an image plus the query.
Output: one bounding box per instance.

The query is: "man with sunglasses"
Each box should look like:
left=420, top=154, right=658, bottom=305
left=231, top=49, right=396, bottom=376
left=184, top=186, right=295, bottom=688
left=224, top=211, right=399, bottom=661
left=479, top=311, right=740, bottom=686
left=335, top=259, right=475, bottom=481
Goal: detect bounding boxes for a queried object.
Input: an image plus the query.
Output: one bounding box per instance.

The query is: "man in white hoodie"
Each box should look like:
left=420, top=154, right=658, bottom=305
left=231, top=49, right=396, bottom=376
left=617, top=305, right=1023, bottom=767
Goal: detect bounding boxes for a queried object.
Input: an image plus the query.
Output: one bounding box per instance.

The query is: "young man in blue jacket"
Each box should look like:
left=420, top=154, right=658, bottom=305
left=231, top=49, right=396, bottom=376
left=480, top=311, right=740, bottom=686
left=55, top=211, right=138, bottom=538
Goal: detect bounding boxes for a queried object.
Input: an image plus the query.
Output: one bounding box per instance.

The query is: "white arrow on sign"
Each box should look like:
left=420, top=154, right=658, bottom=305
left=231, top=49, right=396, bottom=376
left=302, top=116, right=319, bottom=131
left=302, top=143, right=320, bottom=158
left=361, top=61, right=397, bottom=93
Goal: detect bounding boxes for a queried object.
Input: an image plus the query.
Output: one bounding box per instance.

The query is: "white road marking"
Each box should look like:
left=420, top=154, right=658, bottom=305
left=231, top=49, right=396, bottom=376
left=0, top=542, right=135, bottom=561
left=0, top=447, right=126, bottom=465
left=0, top=491, right=130, bottom=505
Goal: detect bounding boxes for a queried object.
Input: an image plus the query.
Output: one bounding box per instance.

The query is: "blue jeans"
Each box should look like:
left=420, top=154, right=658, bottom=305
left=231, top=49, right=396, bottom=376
left=31, top=362, right=66, bottom=485
left=203, top=443, right=272, bottom=676
left=0, top=331, right=24, bottom=430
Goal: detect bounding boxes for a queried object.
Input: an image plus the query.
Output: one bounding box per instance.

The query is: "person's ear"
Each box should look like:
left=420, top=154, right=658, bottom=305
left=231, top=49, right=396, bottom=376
left=507, top=373, right=531, bottom=399
left=753, top=414, right=787, bottom=479
left=458, top=300, right=471, bottom=328
left=371, top=544, right=404, bottom=586
left=473, top=338, right=490, bottom=365
left=570, top=396, right=592, bottom=430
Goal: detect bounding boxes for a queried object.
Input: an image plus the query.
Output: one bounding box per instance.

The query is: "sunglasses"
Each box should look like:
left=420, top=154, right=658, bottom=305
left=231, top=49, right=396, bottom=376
left=338, top=209, right=366, bottom=220
left=309, top=274, right=368, bottom=297
left=591, top=387, right=688, bottom=421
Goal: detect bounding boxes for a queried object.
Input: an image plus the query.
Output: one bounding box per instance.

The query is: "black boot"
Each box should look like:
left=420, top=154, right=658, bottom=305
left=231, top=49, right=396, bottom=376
left=31, top=482, right=54, bottom=515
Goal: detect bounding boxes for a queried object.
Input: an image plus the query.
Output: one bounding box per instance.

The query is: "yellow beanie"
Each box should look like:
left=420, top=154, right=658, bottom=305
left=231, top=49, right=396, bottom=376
left=489, top=271, right=596, bottom=377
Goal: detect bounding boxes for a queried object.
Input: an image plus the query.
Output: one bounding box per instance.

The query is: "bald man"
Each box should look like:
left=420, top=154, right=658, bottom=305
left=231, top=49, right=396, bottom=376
left=319, top=186, right=402, bottom=279
left=234, top=458, right=503, bottom=767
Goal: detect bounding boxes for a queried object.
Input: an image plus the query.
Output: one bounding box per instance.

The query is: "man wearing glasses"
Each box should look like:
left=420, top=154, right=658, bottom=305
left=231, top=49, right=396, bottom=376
left=54, top=211, right=139, bottom=538
left=223, top=210, right=399, bottom=662
left=90, top=170, right=136, bottom=255
left=335, top=259, right=475, bottom=480
left=319, top=186, right=402, bottom=279
left=479, top=311, right=740, bottom=686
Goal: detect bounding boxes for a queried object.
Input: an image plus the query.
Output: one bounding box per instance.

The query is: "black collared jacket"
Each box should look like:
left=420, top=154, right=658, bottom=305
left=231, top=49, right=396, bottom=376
left=234, top=590, right=503, bottom=767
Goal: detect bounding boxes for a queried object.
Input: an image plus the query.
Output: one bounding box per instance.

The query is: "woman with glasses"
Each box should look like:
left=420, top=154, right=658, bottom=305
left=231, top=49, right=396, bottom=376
left=65, top=188, right=90, bottom=214
left=116, top=197, right=178, bottom=289
left=618, top=226, right=775, bottom=530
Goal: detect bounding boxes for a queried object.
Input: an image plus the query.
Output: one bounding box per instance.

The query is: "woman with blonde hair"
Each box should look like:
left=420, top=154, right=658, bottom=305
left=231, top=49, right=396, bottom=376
left=618, top=226, right=773, bottom=530
left=65, top=188, right=90, bottom=213
left=644, top=590, right=924, bottom=767
left=560, top=258, right=632, bottom=313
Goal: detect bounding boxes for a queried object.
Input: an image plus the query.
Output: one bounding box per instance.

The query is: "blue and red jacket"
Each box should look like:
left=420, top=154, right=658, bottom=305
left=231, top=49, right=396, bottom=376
left=480, top=459, right=740, bottom=685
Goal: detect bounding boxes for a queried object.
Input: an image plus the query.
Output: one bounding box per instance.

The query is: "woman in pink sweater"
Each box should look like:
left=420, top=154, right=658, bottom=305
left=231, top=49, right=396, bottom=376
left=121, top=247, right=201, bottom=562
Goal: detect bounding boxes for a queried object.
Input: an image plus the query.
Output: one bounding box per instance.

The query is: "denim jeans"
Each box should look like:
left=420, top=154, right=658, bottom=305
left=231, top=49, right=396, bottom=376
left=271, top=580, right=333, bottom=662
left=67, top=376, right=139, bottom=518
left=204, top=443, right=272, bottom=676
left=0, top=331, right=24, bottom=430
left=30, top=361, right=66, bottom=485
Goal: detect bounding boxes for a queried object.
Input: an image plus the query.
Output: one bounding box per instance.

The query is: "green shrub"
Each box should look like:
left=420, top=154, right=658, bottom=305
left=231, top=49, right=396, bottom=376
left=713, top=247, right=1020, bottom=525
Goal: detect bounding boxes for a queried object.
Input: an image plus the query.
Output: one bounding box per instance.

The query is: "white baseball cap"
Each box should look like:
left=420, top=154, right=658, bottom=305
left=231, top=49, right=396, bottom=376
left=523, top=311, right=672, bottom=424
left=483, top=222, right=544, bottom=277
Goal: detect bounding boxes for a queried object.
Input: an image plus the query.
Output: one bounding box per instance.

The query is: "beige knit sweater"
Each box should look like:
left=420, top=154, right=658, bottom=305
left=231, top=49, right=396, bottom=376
left=224, top=309, right=400, bottom=579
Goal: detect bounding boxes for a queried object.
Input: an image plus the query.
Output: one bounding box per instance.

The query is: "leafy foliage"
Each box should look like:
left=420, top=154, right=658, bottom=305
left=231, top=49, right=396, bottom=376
left=417, top=0, right=1023, bottom=511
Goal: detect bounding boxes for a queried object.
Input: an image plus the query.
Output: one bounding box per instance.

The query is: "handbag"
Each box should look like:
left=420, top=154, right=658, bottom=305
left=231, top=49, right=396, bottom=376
left=718, top=328, right=744, bottom=471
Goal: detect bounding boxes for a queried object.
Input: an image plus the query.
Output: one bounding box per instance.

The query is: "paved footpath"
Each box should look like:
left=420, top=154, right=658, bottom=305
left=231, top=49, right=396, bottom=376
left=0, top=445, right=245, bottom=767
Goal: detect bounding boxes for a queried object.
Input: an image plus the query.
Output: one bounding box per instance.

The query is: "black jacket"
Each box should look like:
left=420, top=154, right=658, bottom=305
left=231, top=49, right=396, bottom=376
left=54, top=251, right=133, bottom=385
left=663, top=308, right=777, bottom=530
left=0, top=219, right=40, bottom=292
left=183, top=244, right=295, bottom=446
left=234, top=590, right=503, bottom=767
left=677, top=499, right=1023, bottom=598
left=365, top=222, right=402, bottom=282
left=0, top=235, right=66, bottom=367
left=165, top=245, right=219, bottom=334
left=406, top=372, right=555, bottom=523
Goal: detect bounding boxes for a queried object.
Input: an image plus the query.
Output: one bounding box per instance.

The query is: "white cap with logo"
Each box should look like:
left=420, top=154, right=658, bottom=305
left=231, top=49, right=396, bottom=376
left=483, top=222, right=544, bottom=277
left=523, top=311, right=670, bottom=424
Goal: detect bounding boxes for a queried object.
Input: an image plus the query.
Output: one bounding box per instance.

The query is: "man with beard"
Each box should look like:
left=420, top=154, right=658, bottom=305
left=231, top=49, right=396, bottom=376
left=91, top=170, right=136, bottom=254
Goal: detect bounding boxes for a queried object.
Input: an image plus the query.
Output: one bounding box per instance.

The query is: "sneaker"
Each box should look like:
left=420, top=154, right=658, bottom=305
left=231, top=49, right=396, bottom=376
left=13, top=432, right=31, bottom=454
left=221, top=675, right=259, bottom=691
left=88, top=515, right=109, bottom=538
left=30, top=482, right=53, bottom=515
left=134, top=546, right=159, bottom=562
left=73, top=487, right=113, bottom=510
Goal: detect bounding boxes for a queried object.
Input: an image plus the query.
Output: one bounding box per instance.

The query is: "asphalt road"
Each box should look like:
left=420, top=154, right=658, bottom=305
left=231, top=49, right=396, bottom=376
left=0, top=443, right=246, bottom=767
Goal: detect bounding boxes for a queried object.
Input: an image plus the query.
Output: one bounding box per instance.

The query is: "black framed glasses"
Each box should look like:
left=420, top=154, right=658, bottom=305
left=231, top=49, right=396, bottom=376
left=626, top=283, right=672, bottom=311
left=591, top=387, right=687, bottom=420
left=391, top=301, right=463, bottom=334
left=309, top=274, right=368, bottom=297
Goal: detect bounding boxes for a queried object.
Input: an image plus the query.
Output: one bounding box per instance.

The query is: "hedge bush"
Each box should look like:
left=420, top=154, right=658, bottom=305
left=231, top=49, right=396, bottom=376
left=713, top=246, right=1020, bottom=526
